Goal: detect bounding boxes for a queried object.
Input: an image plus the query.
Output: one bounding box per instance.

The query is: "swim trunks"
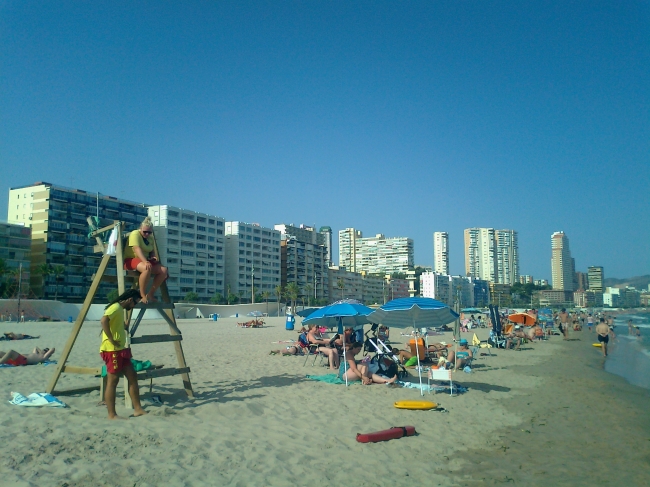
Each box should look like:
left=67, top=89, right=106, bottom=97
left=100, top=348, right=133, bottom=374
left=5, top=354, right=27, bottom=366
left=123, top=258, right=159, bottom=271
left=597, top=334, right=609, bottom=344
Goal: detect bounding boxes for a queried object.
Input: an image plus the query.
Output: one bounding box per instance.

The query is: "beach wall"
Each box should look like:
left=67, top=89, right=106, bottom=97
left=0, top=299, right=288, bottom=322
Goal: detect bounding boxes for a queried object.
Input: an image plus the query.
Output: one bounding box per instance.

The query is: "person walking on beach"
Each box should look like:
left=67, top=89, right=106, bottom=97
left=596, top=318, right=615, bottom=357
left=587, top=313, right=594, bottom=332
left=100, top=289, right=147, bottom=420
left=628, top=320, right=634, bottom=336
left=559, top=308, right=570, bottom=340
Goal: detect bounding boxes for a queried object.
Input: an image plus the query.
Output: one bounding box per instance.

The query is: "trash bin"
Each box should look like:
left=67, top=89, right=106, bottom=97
left=68, top=316, right=73, bottom=323
left=212, top=314, right=218, bottom=322
left=285, top=315, right=295, bottom=331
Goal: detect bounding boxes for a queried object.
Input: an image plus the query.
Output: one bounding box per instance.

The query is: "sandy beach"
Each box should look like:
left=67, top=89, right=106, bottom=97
left=1, top=317, right=649, bottom=487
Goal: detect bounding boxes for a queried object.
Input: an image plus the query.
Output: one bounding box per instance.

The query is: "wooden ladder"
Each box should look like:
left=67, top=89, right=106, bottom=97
left=46, top=221, right=194, bottom=406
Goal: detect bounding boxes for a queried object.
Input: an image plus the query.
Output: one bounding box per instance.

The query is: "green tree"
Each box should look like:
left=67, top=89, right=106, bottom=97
left=210, top=292, right=223, bottom=304
left=226, top=291, right=238, bottom=305
left=274, top=285, right=284, bottom=316
left=237, top=290, right=244, bottom=304
left=261, top=291, right=271, bottom=316
left=106, top=289, right=119, bottom=303
left=52, top=265, right=65, bottom=301
left=37, top=263, right=52, bottom=297
left=336, top=279, right=345, bottom=300
left=285, top=282, right=299, bottom=311
left=304, top=284, right=313, bottom=307
left=183, top=291, right=199, bottom=303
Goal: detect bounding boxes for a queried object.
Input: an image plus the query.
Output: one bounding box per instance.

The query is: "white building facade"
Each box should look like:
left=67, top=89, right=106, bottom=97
left=433, top=232, right=449, bottom=275
left=551, top=231, right=575, bottom=292
left=148, top=205, right=226, bottom=302
left=225, top=222, right=281, bottom=300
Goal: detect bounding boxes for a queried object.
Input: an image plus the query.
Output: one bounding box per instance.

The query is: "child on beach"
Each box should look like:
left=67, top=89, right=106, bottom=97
left=100, top=289, right=147, bottom=419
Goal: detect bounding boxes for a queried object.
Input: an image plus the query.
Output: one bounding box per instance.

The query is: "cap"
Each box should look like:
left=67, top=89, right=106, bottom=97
left=459, top=339, right=468, bottom=345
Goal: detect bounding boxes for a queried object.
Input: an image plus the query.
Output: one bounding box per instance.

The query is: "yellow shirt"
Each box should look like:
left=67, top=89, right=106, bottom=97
left=100, top=303, right=127, bottom=352
left=123, top=230, right=155, bottom=260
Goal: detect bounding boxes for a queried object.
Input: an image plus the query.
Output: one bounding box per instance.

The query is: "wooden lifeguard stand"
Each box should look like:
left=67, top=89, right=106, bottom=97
left=46, top=221, right=193, bottom=405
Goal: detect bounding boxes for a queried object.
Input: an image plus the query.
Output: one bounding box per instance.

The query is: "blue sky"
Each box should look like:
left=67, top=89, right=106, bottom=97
left=1, top=1, right=648, bottom=280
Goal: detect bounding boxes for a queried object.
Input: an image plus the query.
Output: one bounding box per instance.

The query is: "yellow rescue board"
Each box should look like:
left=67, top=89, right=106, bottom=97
left=592, top=343, right=602, bottom=347
left=394, top=400, right=437, bottom=410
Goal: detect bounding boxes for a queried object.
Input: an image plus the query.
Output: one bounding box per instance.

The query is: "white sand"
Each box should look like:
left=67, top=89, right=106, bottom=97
left=1, top=317, right=646, bottom=486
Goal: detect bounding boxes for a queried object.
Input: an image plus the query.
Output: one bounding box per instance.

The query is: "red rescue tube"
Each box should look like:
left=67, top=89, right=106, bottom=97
left=356, top=426, right=416, bottom=443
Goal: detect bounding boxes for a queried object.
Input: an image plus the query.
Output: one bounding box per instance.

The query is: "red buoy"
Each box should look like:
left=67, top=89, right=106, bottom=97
left=356, top=426, right=416, bottom=443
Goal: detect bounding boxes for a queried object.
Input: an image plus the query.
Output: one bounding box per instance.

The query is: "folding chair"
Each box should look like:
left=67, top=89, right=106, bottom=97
left=303, top=343, right=326, bottom=367
left=428, top=368, right=454, bottom=396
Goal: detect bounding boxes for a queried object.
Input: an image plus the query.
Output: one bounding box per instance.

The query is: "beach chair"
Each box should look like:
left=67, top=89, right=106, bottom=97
left=472, top=333, right=492, bottom=357
left=427, top=367, right=454, bottom=396
left=301, top=334, right=326, bottom=367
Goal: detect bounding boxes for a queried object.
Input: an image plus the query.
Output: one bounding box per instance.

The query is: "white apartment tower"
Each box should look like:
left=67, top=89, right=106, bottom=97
left=587, top=266, right=604, bottom=293
left=551, top=231, right=575, bottom=292
left=464, top=228, right=496, bottom=282
left=339, top=228, right=362, bottom=271
left=225, top=222, right=281, bottom=300
left=495, top=229, right=519, bottom=285
left=148, top=206, right=226, bottom=302
left=356, top=234, right=414, bottom=275
left=433, top=232, right=449, bottom=275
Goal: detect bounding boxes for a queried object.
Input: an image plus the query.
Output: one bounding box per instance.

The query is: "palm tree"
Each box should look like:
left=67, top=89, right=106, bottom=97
left=304, top=284, right=313, bottom=307
left=237, top=290, right=244, bottom=305
left=52, top=265, right=65, bottom=301
left=337, top=279, right=345, bottom=300
left=261, top=291, right=271, bottom=316
left=285, top=282, right=299, bottom=312
left=274, top=285, right=283, bottom=316
left=37, top=263, right=51, bottom=297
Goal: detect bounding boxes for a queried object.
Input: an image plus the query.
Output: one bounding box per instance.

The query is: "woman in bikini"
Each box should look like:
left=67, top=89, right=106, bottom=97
left=307, top=324, right=339, bottom=371
left=0, top=347, right=55, bottom=365
left=123, top=217, right=168, bottom=304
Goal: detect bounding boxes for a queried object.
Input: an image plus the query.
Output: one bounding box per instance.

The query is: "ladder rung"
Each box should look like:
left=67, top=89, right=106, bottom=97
left=134, top=303, right=175, bottom=310
left=131, top=334, right=182, bottom=344
left=137, top=367, right=190, bottom=379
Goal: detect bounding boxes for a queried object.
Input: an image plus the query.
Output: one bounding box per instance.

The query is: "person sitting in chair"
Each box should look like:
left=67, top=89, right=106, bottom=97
left=123, top=217, right=168, bottom=304
left=307, top=324, right=339, bottom=371
left=0, top=347, right=55, bottom=365
left=446, top=339, right=473, bottom=370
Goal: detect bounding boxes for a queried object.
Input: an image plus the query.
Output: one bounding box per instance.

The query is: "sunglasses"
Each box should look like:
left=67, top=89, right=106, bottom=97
left=142, top=230, right=152, bottom=235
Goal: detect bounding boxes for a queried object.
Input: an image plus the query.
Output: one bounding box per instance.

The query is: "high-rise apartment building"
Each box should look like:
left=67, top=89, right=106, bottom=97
left=355, top=234, right=414, bottom=275
left=339, top=228, right=362, bottom=271
left=495, top=229, right=519, bottom=285
left=587, top=266, right=604, bottom=293
left=7, top=182, right=149, bottom=301
left=0, top=221, right=31, bottom=297
left=433, top=232, right=449, bottom=275
left=224, top=222, right=281, bottom=300
left=575, top=271, right=589, bottom=291
left=148, top=206, right=226, bottom=302
left=464, top=228, right=496, bottom=281
left=274, top=224, right=329, bottom=302
left=420, top=272, right=475, bottom=308
left=551, top=231, right=575, bottom=292
left=319, top=226, right=333, bottom=266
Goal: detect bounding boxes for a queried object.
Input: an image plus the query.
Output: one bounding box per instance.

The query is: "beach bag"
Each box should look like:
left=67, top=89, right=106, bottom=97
left=298, top=333, right=309, bottom=349
left=105, top=227, right=118, bottom=256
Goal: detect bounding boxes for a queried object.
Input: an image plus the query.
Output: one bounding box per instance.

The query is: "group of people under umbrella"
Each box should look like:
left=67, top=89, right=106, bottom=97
left=301, top=297, right=459, bottom=394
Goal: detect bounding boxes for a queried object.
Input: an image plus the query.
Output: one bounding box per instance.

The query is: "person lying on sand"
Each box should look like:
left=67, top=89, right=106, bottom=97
left=0, top=347, right=55, bottom=365
left=3, top=332, right=40, bottom=340
left=339, top=343, right=397, bottom=385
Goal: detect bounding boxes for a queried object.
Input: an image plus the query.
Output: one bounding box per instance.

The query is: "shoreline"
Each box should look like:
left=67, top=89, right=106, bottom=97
left=1, top=318, right=649, bottom=486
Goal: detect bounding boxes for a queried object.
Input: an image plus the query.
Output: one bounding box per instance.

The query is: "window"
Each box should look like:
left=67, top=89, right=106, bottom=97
left=196, top=243, right=206, bottom=249
left=208, top=236, right=215, bottom=242
left=208, top=219, right=215, bottom=224
left=181, top=250, right=194, bottom=257
left=208, top=262, right=215, bottom=268
left=180, top=278, right=194, bottom=284
left=169, top=220, right=179, bottom=227
left=208, top=228, right=215, bottom=234
left=197, top=225, right=206, bottom=232
left=197, top=217, right=206, bottom=223
left=181, top=269, right=194, bottom=275
left=208, top=245, right=214, bottom=250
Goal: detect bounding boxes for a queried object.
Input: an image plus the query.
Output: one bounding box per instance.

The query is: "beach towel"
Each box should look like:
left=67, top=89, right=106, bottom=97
left=397, top=380, right=468, bottom=394
left=9, top=392, right=67, bottom=407
left=306, top=374, right=348, bottom=385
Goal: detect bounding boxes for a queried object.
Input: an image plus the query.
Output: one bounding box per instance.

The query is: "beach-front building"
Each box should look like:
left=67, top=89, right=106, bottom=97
left=0, top=221, right=31, bottom=297
left=464, top=227, right=519, bottom=285
left=587, top=266, right=604, bottom=293
left=339, top=228, right=414, bottom=275
left=433, top=231, right=449, bottom=275
left=7, top=182, right=148, bottom=302
left=148, top=205, right=226, bottom=303
left=274, top=224, right=329, bottom=303
left=338, top=228, right=362, bottom=272
left=551, top=231, right=575, bottom=292
left=225, top=222, right=281, bottom=302
left=420, top=272, right=475, bottom=308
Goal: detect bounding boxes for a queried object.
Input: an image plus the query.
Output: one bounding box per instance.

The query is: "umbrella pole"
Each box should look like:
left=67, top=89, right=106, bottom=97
left=414, top=323, right=423, bottom=396
left=340, top=318, right=348, bottom=387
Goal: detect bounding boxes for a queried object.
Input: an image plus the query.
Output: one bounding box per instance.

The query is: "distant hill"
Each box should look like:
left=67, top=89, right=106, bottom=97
left=603, top=275, right=650, bottom=290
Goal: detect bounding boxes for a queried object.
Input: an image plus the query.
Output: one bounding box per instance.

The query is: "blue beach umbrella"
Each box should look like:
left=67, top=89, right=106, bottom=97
left=303, top=302, right=374, bottom=386
left=368, top=298, right=459, bottom=395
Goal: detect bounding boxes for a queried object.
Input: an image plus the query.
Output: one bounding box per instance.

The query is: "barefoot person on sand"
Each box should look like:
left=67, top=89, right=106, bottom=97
left=559, top=308, right=570, bottom=340
left=0, top=347, right=55, bottom=365
left=101, top=289, right=147, bottom=419
left=596, top=318, right=615, bottom=357
left=123, top=216, right=168, bottom=304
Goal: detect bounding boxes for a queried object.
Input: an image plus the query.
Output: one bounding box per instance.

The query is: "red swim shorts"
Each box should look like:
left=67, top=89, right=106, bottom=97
left=100, top=348, right=133, bottom=374
left=123, top=258, right=157, bottom=271
left=6, top=354, right=27, bottom=366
